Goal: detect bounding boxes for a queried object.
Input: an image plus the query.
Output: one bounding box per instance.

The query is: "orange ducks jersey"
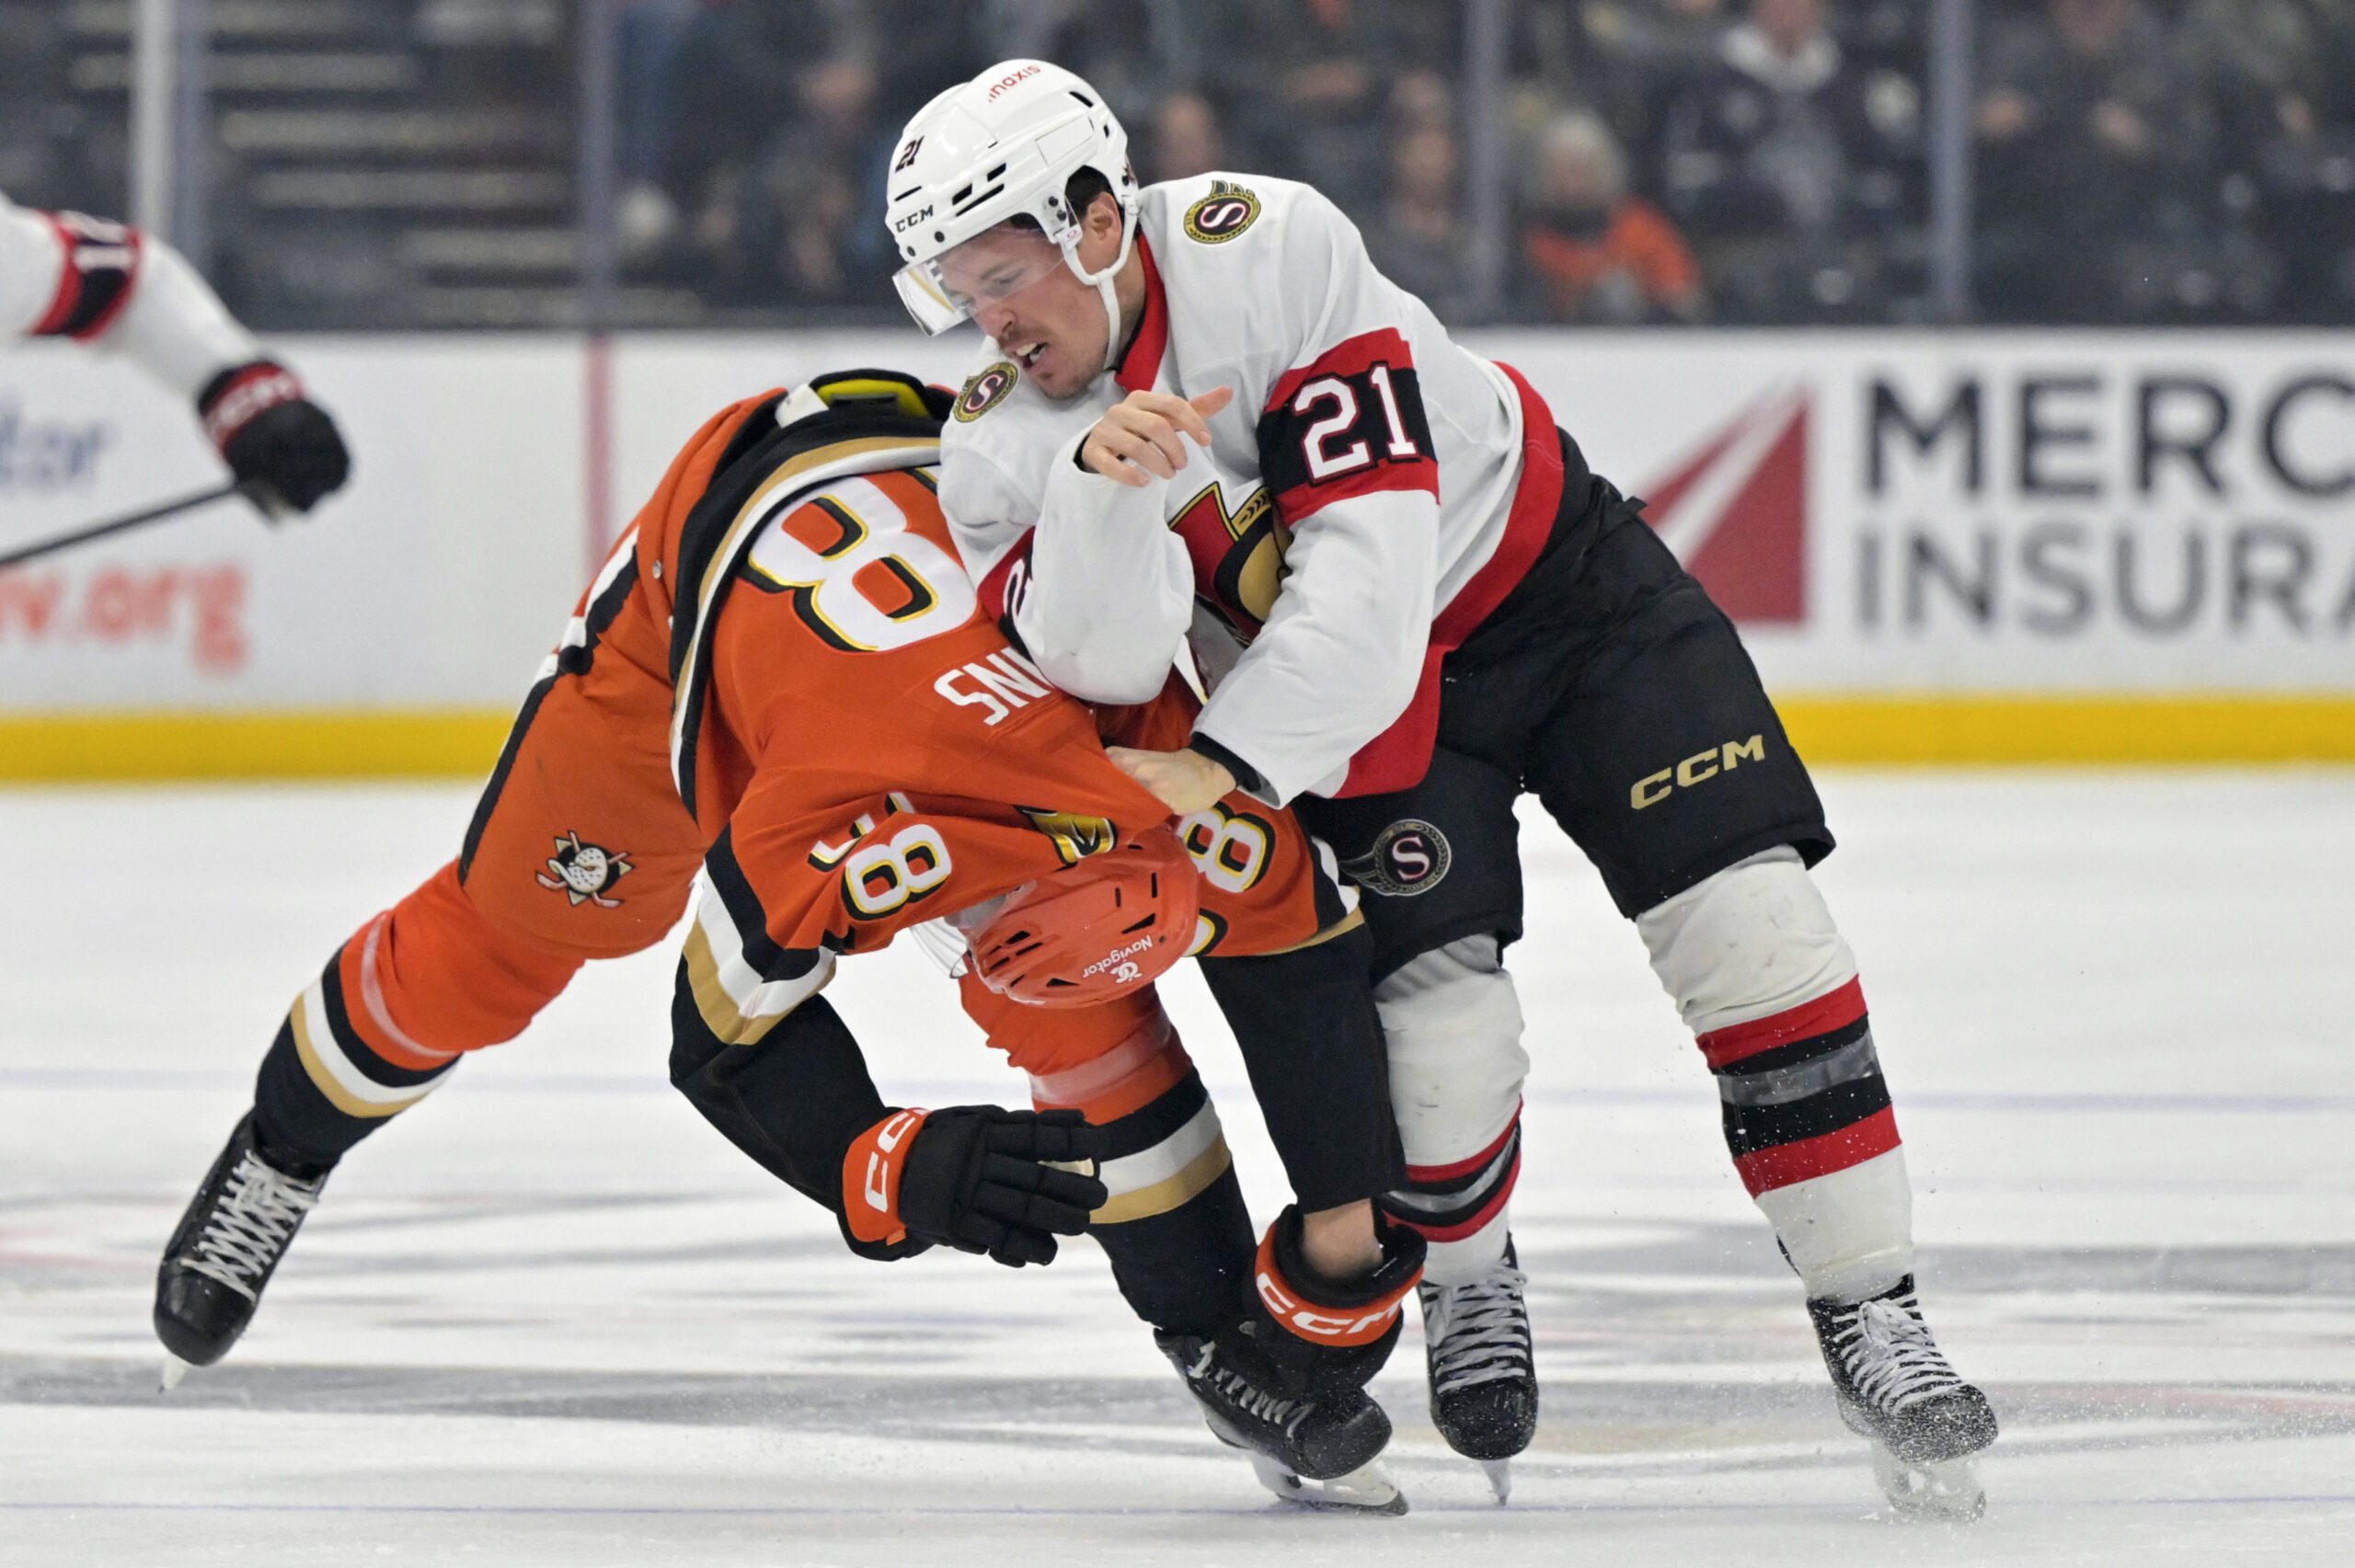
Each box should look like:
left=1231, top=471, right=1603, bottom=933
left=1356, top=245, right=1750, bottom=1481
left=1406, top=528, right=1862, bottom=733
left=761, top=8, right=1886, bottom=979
left=262, top=374, right=1384, bottom=1287
left=446, top=378, right=1348, bottom=1076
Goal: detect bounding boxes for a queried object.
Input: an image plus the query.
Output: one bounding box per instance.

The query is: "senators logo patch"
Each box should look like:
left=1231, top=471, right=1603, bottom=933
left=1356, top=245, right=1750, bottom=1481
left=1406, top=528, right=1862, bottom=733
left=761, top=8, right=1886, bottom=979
left=954, top=361, right=1019, bottom=422
left=1183, top=180, right=1261, bottom=245
left=1339, top=818, right=1451, bottom=898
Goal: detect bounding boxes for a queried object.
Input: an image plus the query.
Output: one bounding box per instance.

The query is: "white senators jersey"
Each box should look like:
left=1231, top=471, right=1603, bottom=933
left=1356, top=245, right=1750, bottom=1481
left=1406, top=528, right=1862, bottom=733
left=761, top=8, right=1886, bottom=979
left=1, top=189, right=258, bottom=396
left=940, top=174, right=1570, bottom=806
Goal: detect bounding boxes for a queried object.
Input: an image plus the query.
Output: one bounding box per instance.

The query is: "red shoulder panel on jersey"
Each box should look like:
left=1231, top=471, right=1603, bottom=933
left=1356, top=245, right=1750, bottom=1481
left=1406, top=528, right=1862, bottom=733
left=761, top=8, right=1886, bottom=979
left=1113, top=238, right=1170, bottom=394
left=971, top=525, right=1036, bottom=642
left=1255, top=329, right=1440, bottom=521
left=29, top=211, right=143, bottom=342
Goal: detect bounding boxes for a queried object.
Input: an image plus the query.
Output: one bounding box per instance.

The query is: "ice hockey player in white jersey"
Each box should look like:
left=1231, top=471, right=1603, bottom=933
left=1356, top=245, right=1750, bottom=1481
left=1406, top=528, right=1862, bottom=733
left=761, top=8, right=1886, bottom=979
left=883, top=60, right=1999, bottom=1517
left=1, top=191, right=348, bottom=516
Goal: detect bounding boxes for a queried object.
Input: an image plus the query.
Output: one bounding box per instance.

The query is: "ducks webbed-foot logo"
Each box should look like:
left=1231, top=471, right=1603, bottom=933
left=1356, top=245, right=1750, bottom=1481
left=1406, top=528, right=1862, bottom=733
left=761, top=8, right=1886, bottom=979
left=538, top=831, right=634, bottom=907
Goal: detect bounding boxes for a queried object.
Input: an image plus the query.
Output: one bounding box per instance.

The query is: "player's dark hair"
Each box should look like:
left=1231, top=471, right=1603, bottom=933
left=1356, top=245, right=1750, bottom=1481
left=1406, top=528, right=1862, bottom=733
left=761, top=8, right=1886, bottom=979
left=1005, top=167, right=1119, bottom=235
left=1064, top=166, right=1115, bottom=217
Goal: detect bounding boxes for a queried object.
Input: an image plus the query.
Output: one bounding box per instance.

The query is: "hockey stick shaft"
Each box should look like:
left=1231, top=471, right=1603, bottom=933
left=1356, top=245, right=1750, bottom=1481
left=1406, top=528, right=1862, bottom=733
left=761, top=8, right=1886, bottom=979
left=0, top=482, right=247, bottom=572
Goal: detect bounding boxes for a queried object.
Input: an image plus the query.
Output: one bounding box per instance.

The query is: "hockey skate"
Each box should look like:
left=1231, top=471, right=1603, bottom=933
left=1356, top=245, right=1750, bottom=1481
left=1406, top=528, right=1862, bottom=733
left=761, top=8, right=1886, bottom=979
left=1809, top=1276, right=1998, bottom=1521
left=1419, top=1238, right=1537, bottom=1504
left=1157, top=1328, right=1408, bottom=1516
left=154, top=1114, right=327, bottom=1387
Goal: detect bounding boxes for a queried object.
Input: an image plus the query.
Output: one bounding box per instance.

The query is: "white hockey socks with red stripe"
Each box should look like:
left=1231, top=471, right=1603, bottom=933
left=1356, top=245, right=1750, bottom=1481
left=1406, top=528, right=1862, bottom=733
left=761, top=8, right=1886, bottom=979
left=1374, top=935, right=1528, bottom=1286
left=1639, top=846, right=1915, bottom=1306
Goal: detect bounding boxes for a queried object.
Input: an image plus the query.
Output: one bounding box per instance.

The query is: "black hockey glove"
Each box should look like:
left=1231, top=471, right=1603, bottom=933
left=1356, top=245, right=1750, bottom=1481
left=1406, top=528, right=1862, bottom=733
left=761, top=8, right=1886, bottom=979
left=848, top=1105, right=1109, bottom=1268
left=198, top=361, right=351, bottom=517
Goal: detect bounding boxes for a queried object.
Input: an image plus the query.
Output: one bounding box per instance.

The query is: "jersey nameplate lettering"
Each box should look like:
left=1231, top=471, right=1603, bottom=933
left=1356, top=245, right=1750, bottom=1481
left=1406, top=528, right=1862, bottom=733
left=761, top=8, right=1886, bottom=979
left=934, top=646, right=1053, bottom=726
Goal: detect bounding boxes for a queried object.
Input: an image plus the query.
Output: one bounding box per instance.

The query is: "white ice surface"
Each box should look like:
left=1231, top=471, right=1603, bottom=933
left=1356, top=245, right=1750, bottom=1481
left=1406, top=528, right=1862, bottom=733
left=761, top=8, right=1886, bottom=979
left=3, top=772, right=2352, bottom=1564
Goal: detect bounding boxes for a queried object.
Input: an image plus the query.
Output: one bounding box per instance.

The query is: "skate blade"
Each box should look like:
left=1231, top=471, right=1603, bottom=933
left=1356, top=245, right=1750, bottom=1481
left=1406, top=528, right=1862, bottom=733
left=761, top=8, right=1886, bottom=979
left=1869, top=1446, right=1985, bottom=1523
left=159, top=1355, right=190, bottom=1393
left=1246, top=1451, right=1408, bottom=1516
left=1480, top=1458, right=1512, bottom=1505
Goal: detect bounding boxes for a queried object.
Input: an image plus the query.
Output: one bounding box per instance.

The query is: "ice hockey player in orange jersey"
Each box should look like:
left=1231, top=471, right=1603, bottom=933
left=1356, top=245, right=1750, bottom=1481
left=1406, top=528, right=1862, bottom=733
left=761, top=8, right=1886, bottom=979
left=150, top=371, right=1424, bottom=1513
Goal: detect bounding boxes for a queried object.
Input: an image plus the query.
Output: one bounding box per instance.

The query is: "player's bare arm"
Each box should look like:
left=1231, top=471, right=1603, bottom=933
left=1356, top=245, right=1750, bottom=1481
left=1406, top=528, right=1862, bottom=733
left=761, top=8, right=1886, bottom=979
left=1106, top=743, right=1235, bottom=816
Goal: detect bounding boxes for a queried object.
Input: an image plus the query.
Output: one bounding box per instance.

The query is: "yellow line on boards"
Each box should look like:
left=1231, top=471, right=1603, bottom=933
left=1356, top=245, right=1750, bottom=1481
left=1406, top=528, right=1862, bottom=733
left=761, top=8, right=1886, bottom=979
left=0, top=697, right=2350, bottom=781
left=0, top=711, right=511, bottom=781
left=1776, top=696, right=2355, bottom=765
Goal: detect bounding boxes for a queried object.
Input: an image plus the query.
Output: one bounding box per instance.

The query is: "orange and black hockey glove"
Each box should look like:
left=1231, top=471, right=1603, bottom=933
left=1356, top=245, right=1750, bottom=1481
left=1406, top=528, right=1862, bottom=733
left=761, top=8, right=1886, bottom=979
left=844, top=1105, right=1109, bottom=1268
left=1237, top=1203, right=1428, bottom=1399
left=198, top=360, right=351, bottom=517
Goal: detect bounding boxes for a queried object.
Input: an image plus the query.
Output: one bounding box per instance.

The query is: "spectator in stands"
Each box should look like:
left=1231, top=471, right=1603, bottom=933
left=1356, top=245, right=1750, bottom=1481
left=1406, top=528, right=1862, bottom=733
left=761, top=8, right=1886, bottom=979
left=1975, top=0, right=2216, bottom=321
left=1519, top=110, right=1703, bottom=323
left=615, top=1, right=699, bottom=270
left=1234, top=1, right=1457, bottom=223
left=0, top=0, right=117, bottom=215
left=1659, top=0, right=1919, bottom=321
left=1367, top=112, right=1471, bottom=321
left=1150, top=91, right=1226, bottom=184
left=642, top=2, right=859, bottom=300
left=1561, top=0, right=1736, bottom=183
left=642, top=1, right=974, bottom=307
left=2184, top=0, right=2355, bottom=322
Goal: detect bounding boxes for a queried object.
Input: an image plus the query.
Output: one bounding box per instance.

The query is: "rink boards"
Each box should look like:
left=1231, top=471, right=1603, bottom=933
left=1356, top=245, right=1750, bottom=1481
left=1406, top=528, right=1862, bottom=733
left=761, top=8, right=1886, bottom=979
left=2, top=329, right=2349, bottom=776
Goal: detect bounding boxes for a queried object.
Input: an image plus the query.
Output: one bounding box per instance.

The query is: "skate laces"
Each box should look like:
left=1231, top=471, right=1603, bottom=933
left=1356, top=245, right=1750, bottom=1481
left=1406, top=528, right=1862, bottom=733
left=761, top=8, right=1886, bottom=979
left=1834, top=1292, right=1964, bottom=1413
left=181, top=1152, right=320, bottom=1301
left=1421, top=1258, right=1532, bottom=1396
left=1189, top=1342, right=1305, bottom=1432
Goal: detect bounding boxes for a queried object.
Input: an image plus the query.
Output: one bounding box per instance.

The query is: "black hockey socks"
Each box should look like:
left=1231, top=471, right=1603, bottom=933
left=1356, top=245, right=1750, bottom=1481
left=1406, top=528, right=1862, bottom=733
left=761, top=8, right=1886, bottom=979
left=1082, top=1065, right=1257, bottom=1340
left=1198, top=923, right=1406, bottom=1212
left=250, top=948, right=461, bottom=1176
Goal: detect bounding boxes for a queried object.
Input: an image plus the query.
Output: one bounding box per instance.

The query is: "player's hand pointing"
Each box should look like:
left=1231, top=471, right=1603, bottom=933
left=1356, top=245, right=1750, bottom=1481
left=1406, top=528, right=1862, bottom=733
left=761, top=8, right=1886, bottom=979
left=1081, top=386, right=1234, bottom=487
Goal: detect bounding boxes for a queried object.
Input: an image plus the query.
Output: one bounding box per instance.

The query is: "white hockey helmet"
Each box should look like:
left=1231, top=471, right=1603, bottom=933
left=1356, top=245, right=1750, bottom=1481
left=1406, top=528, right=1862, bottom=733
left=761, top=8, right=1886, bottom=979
left=884, top=60, right=1138, bottom=361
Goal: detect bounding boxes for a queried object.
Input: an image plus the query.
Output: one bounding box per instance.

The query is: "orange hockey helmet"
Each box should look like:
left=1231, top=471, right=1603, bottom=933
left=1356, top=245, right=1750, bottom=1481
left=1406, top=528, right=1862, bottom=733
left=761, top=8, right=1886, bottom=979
left=970, top=825, right=1200, bottom=1007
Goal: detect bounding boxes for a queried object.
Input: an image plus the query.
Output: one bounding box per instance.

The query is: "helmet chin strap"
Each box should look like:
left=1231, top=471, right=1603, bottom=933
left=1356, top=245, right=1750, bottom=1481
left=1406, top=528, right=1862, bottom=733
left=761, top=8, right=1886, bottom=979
left=1058, top=203, right=1139, bottom=375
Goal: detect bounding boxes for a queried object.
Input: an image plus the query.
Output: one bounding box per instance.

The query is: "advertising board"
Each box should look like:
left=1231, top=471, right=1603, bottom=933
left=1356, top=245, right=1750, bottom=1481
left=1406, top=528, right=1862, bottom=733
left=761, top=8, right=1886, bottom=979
left=3, top=329, right=2348, bottom=775
left=1490, top=333, right=2355, bottom=694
